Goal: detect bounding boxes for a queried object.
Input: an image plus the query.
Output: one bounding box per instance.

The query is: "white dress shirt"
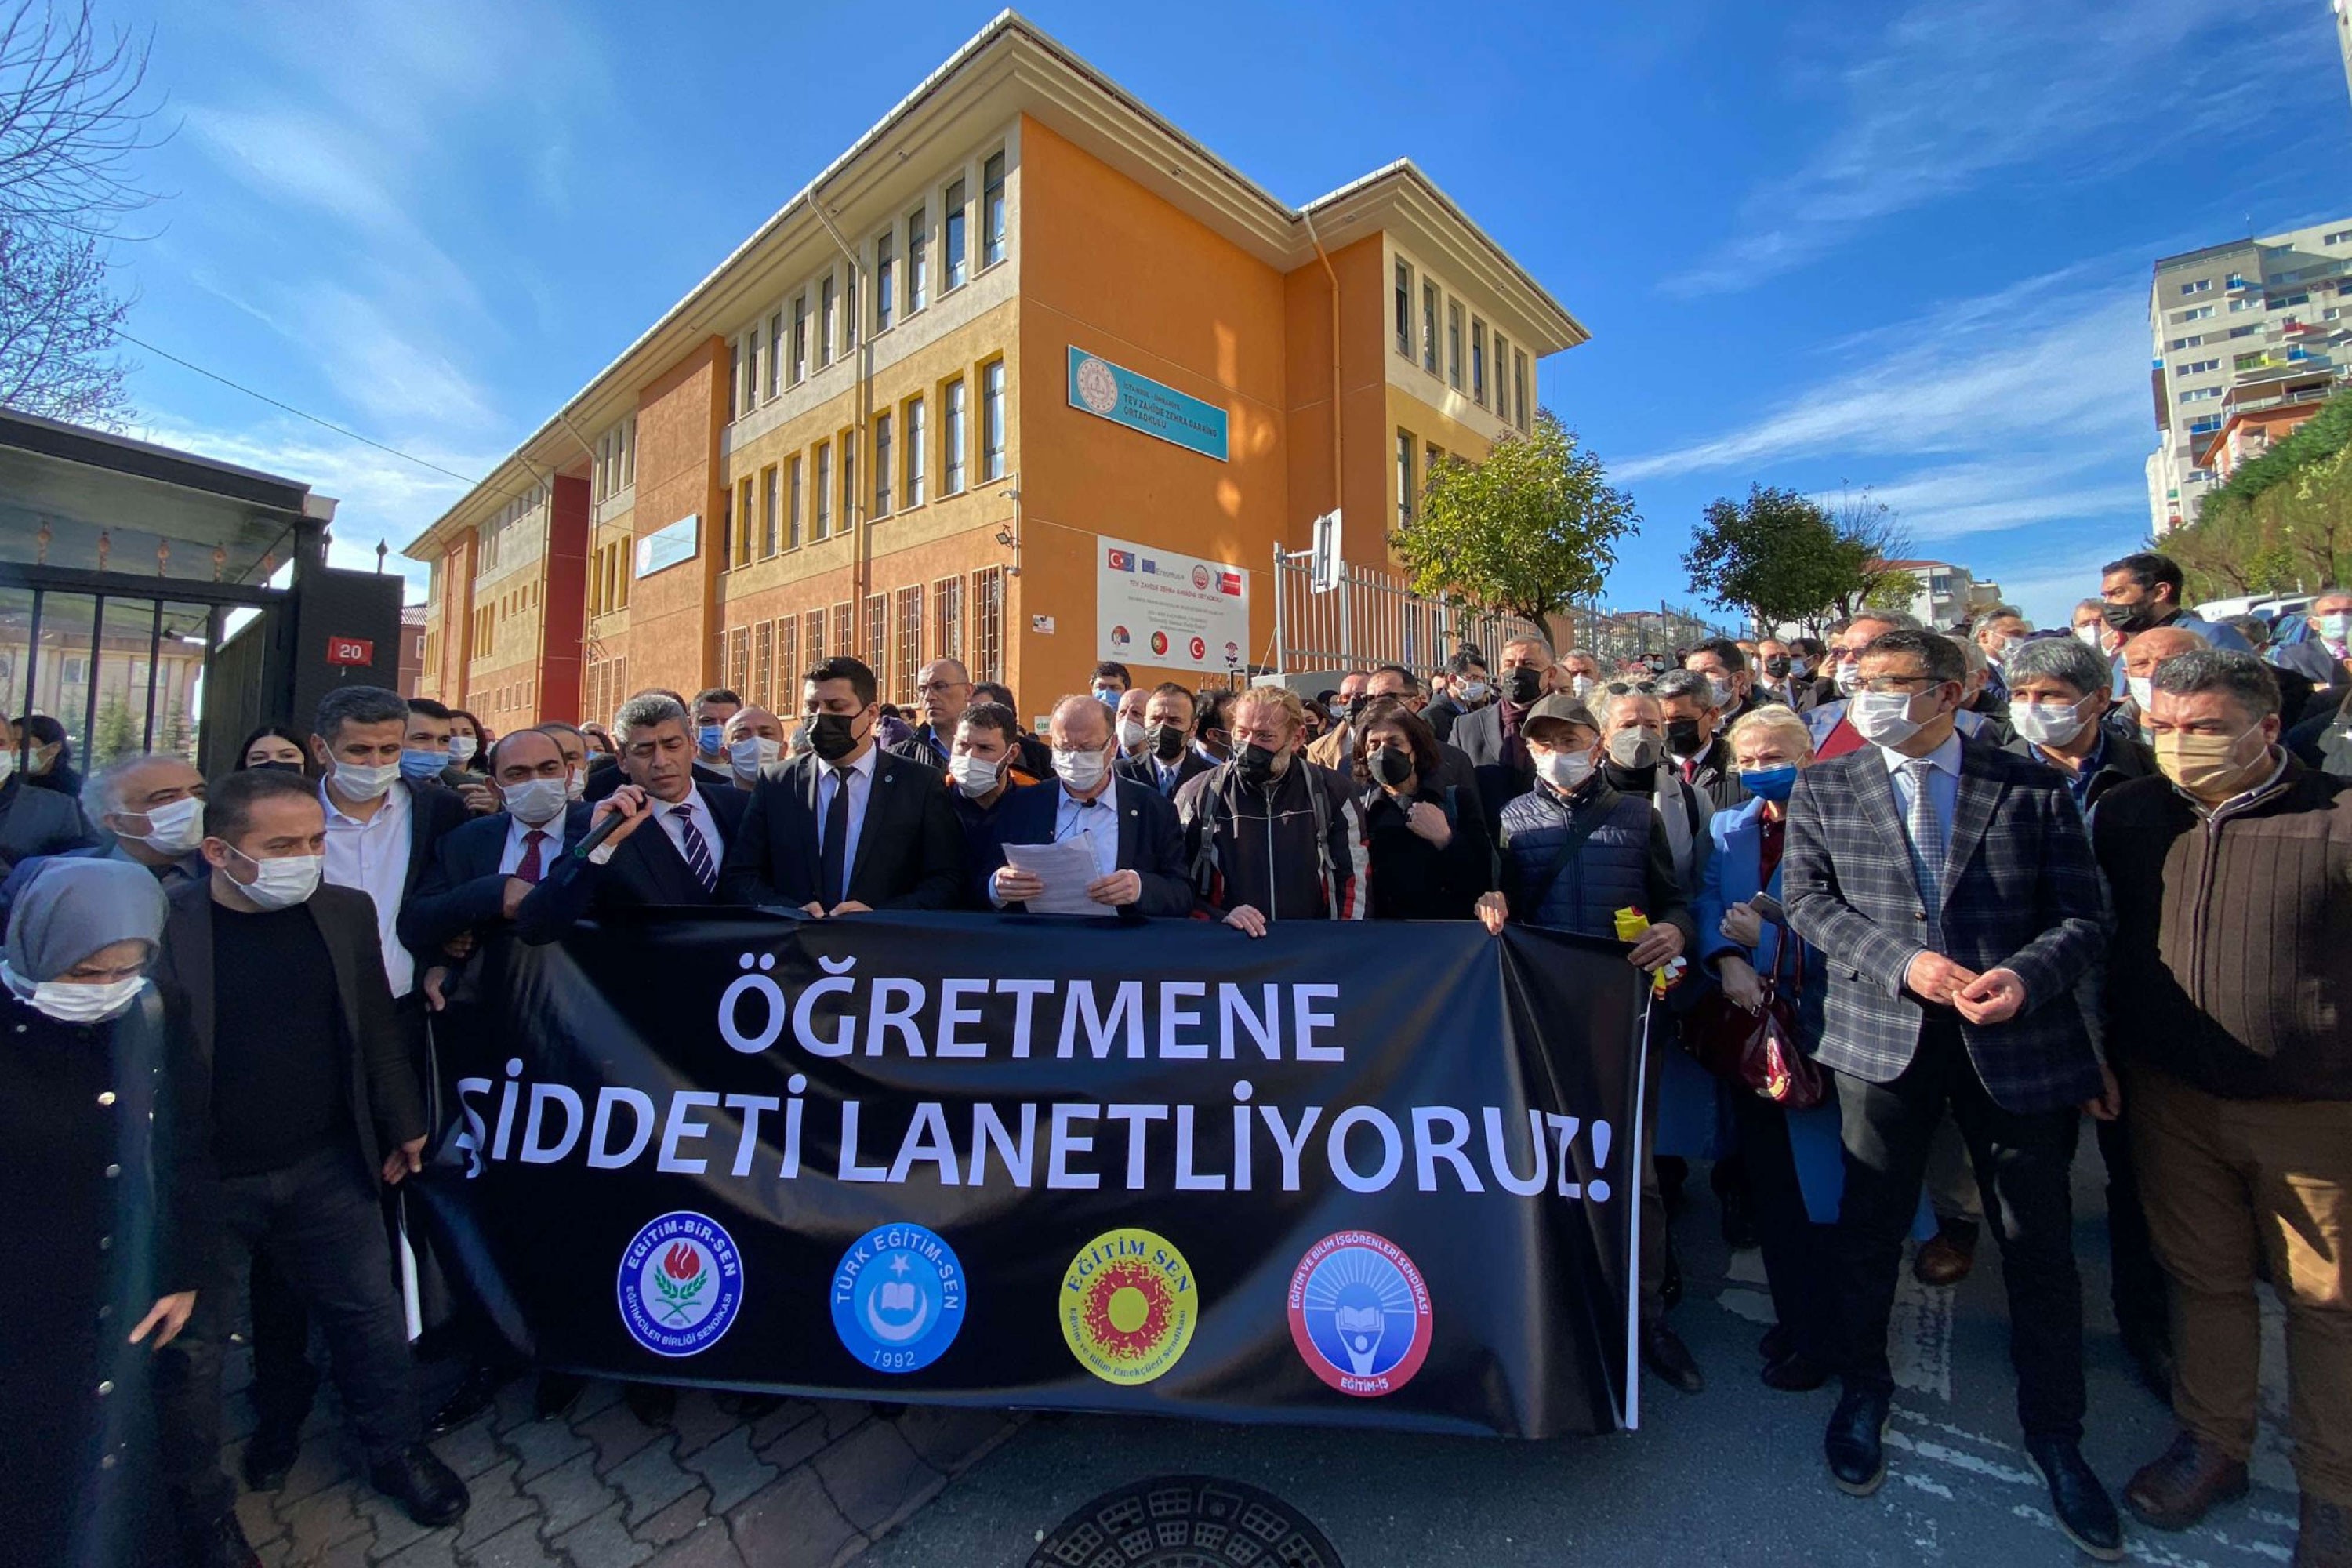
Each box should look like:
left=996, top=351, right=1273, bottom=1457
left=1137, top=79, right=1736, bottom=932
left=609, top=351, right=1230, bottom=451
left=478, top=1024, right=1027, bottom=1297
left=1878, top=729, right=1963, bottom=841
left=499, top=810, right=569, bottom=876
left=815, top=746, right=880, bottom=876
left=1054, top=783, right=1120, bottom=882
left=321, top=778, right=416, bottom=999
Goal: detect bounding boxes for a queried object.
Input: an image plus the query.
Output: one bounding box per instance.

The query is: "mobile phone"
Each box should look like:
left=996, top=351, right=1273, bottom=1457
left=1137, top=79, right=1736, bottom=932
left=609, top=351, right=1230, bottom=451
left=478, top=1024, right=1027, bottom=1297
left=1749, top=892, right=1785, bottom=924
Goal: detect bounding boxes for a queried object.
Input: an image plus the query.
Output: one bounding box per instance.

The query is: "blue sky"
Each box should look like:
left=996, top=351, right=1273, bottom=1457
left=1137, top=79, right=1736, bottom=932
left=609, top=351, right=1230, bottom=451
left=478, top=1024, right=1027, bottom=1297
left=100, top=0, right=2352, bottom=627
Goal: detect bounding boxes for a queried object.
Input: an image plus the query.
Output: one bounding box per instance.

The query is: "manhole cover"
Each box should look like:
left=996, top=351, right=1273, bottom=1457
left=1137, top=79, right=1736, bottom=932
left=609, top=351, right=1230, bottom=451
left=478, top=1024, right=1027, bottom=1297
left=1029, top=1474, right=1345, bottom=1568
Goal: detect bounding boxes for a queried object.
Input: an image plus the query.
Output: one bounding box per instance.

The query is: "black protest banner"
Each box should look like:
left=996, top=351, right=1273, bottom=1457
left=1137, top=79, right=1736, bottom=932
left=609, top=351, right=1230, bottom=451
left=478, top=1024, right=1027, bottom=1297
left=416, top=911, right=1654, bottom=1438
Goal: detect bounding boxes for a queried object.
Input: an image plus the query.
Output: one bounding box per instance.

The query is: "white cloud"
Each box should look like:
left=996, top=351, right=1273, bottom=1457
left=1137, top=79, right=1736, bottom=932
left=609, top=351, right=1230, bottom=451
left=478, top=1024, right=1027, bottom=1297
left=1852, top=458, right=2147, bottom=543
left=1668, top=0, right=2302, bottom=294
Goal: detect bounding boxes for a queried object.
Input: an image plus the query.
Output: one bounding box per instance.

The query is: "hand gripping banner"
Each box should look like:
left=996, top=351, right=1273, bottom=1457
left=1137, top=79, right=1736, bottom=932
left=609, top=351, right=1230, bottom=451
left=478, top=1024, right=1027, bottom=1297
left=415, top=911, right=1655, bottom=1437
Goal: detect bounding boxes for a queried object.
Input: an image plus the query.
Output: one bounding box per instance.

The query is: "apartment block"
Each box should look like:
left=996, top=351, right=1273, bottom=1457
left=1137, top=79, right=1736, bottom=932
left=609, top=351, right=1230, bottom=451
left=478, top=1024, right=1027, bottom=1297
left=2144, top=216, right=2352, bottom=534
left=405, top=14, right=1583, bottom=733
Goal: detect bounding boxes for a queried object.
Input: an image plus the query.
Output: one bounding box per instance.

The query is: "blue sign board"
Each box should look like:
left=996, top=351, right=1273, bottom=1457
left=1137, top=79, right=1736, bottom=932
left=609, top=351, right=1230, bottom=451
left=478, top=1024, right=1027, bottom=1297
left=634, top=514, right=699, bottom=579
left=1067, top=347, right=1229, bottom=463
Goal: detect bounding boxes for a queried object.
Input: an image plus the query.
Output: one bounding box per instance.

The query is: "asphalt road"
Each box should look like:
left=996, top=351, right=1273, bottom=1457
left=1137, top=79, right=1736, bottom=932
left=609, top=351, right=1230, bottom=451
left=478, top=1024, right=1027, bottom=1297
left=855, top=1156, right=2305, bottom=1567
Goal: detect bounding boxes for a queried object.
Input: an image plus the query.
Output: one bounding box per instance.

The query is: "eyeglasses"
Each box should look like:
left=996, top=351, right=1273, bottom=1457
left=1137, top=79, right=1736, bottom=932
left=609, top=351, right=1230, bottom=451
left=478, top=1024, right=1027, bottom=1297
left=1602, top=681, right=1656, bottom=696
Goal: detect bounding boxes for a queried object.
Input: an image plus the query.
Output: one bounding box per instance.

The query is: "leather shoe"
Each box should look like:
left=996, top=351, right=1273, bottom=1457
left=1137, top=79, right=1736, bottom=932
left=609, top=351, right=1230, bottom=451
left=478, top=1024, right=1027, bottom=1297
left=239, top=1418, right=300, bottom=1492
left=2124, top=1430, right=2248, bottom=1531
left=2026, top=1436, right=2124, bottom=1562
left=180, top=1510, right=263, bottom=1568
left=1759, top=1323, right=1792, bottom=1363
left=2299, top=1494, right=2352, bottom=1568
left=1641, top=1323, right=1704, bottom=1394
left=425, top=1359, right=509, bottom=1437
left=624, top=1382, right=677, bottom=1427
left=1912, top=1222, right=1978, bottom=1287
left=1762, top=1350, right=1834, bottom=1392
left=535, top=1371, right=586, bottom=1422
left=1824, top=1385, right=1892, bottom=1496
left=368, top=1443, right=469, bottom=1529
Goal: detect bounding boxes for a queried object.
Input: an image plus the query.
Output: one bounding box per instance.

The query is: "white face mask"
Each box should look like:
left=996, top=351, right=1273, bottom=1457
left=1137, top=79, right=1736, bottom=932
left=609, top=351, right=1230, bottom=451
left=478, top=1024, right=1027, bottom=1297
left=1053, top=744, right=1112, bottom=795
left=2127, top=675, right=2154, bottom=714
left=949, top=753, right=1004, bottom=799
left=564, top=767, right=586, bottom=802
left=447, top=735, right=479, bottom=764
left=3, top=961, right=145, bottom=1024
left=2009, top=695, right=2092, bottom=750
left=728, top=735, right=782, bottom=778
left=2074, top=625, right=2104, bottom=650
left=2318, top=611, right=2352, bottom=646
left=1605, top=728, right=1657, bottom=770
left=129, top=796, right=205, bottom=856
left=501, top=776, right=568, bottom=825
left=0, top=746, right=12, bottom=782
left=330, top=759, right=401, bottom=802
left=1834, top=659, right=1864, bottom=696
left=1536, top=749, right=1595, bottom=793
left=1849, top=689, right=1926, bottom=749
left=227, top=846, right=322, bottom=910
left=1570, top=674, right=1597, bottom=701
left=1117, top=717, right=1148, bottom=753
left=1704, top=673, right=1737, bottom=710
left=1455, top=680, right=1490, bottom=704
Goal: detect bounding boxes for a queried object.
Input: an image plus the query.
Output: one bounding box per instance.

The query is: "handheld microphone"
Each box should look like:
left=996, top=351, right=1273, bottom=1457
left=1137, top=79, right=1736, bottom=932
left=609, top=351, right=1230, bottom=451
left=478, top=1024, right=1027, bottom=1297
left=572, top=800, right=639, bottom=859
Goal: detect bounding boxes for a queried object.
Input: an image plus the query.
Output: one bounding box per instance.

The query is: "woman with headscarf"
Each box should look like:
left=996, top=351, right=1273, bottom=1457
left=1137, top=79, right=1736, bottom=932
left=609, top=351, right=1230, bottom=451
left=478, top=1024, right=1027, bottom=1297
left=0, top=857, right=205, bottom=1568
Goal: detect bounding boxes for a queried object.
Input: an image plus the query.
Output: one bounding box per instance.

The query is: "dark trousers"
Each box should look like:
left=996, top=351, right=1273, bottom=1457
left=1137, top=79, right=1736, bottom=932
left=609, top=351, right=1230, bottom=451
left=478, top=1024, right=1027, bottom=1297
left=1834, top=1017, right=2087, bottom=1439
left=1733, top=1090, right=1839, bottom=1365
left=155, top=1145, right=416, bottom=1519
left=2096, top=1110, right=2170, bottom=1351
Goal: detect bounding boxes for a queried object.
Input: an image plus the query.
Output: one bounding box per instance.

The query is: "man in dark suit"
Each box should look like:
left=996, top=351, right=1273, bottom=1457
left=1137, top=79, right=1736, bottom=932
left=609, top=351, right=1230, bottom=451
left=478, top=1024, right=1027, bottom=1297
left=517, top=693, right=750, bottom=938
left=151, top=768, right=469, bottom=1564
left=1116, top=682, right=1216, bottom=800
left=982, top=694, right=1192, bottom=917
left=720, top=655, right=964, bottom=913
left=1783, top=627, right=2118, bottom=1556
left=583, top=688, right=734, bottom=802
left=1450, top=635, right=1552, bottom=832
left=0, top=715, right=97, bottom=874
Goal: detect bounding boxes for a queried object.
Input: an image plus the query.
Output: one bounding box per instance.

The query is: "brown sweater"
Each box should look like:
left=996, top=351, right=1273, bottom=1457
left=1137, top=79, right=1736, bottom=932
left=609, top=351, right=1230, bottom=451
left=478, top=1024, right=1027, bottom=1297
left=2091, top=755, right=2352, bottom=1099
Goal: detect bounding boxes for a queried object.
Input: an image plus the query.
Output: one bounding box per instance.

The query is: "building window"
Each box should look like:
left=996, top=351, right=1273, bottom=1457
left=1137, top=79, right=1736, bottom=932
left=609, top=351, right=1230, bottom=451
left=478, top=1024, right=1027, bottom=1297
left=842, top=440, right=856, bottom=528
left=1471, top=319, right=1486, bottom=406
left=2178, top=387, right=2223, bottom=403
left=819, top=275, right=837, bottom=368
left=982, top=360, right=1006, bottom=480
left=776, top=618, right=797, bottom=703
left=1421, top=281, right=1438, bottom=374
left=895, top=585, right=924, bottom=703
left=742, top=331, right=760, bottom=410
left=718, top=487, right=734, bottom=564
left=933, top=575, right=963, bottom=662
left=1513, top=350, right=1530, bottom=432
left=2178, top=358, right=2219, bottom=375
left=814, top=442, right=831, bottom=538
left=842, top=268, right=858, bottom=352
left=2179, top=279, right=2211, bottom=295
left=863, top=593, right=887, bottom=695
left=943, top=178, right=968, bottom=291
left=787, top=456, right=803, bottom=548
left=874, top=230, right=895, bottom=332
left=873, top=412, right=893, bottom=516
left=1425, top=441, right=1441, bottom=479
left=735, top=477, right=754, bottom=567
left=1494, top=332, right=1511, bottom=420
left=982, top=151, right=1007, bottom=267
left=804, top=608, right=826, bottom=669
left=766, top=311, right=782, bottom=398
left=907, top=208, right=929, bottom=313
left=1396, top=430, right=1414, bottom=527
left=833, top=601, right=854, bottom=669
left=792, top=296, right=809, bottom=384
left=942, top=379, right=967, bottom=495
left=753, top=620, right=774, bottom=709
left=1446, top=302, right=1463, bottom=389
left=761, top=466, right=779, bottom=556
left=2326, top=230, right=2352, bottom=245
left=906, top=395, right=927, bottom=506
left=727, top=343, right=742, bottom=419
left=2169, top=334, right=2204, bottom=350
left=1394, top=260, right=1412, bottom=356
left=971, top=566, right=1005, bottom=684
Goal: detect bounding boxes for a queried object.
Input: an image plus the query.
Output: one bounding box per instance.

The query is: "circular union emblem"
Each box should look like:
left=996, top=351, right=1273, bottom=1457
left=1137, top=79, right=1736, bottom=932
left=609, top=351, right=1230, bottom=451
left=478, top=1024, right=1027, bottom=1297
left=1076, top=356, right=1120, bottom=416
left=830, top=1221, right=967, bottom=1374
left=1191, top=564, right=1211, bottom=590
left=1062, top=1227, right=1196, bottom=1385
left=1287, top=1230, right=1432, bottom=1397
left=1149, top=630, right=1170, bottom=656
left=617, top=1211, right=744, bottom=1358
left=1189, top=636, right=1207, bottom=661
left=1111, top=624, right=1131, bottom=648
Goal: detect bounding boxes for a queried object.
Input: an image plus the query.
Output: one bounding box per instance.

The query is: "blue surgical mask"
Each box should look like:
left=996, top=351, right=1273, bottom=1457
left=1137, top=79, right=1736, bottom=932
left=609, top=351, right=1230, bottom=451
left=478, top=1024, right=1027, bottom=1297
left=1740, top=764, right=1799, bottom=803
left=697, top=724, right=724, bottom=754
left=399, top=749, right=446, bottom=784
left=2318, top=611, right=2352, bottom=645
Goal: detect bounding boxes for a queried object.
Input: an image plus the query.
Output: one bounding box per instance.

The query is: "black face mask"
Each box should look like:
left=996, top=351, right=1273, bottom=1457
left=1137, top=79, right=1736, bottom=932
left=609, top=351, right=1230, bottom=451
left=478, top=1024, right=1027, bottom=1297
left=1665, top=717, right=1705, bottom=757
left=2102, top=599, right=2154, bottom=634
left=1236, top=742, right=1283, bottom=786
left=1149, top=723, right=1189, bottom=761
left=249, top=760, right=304, bottom=774
left=1499, top=666, right=1544, bottom=706
left=808, top=711, right=862, bottom=763
left=1763, top=655, right=1791, bottom=677
left=1371, top=744, right=1414, bottom=789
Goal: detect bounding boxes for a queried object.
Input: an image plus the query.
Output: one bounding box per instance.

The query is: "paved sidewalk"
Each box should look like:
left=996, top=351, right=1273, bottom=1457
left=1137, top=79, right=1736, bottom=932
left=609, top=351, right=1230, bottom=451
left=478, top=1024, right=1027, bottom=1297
left=227, top=1354, right=1019, bottom=1568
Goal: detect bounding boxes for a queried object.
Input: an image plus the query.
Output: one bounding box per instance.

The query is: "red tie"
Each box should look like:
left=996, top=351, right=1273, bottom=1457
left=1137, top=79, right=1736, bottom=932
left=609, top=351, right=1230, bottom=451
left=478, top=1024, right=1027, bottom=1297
left=1681, top=758, right=1697, bottom=784
left=517, top=829, right=549, bottom=884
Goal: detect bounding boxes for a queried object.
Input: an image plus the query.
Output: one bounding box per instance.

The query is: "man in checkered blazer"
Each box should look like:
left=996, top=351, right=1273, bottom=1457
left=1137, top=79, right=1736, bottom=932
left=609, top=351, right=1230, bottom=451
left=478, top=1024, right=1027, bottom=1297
left=1783, top=628, right=2122, bottom=1559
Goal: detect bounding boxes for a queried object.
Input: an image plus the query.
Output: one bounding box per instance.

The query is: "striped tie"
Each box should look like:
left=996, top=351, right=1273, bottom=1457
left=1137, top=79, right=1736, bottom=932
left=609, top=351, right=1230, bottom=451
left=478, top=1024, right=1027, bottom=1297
left=674, top=804, right=718, bottom=894
left=1902, top=757, right=1946, bottom=948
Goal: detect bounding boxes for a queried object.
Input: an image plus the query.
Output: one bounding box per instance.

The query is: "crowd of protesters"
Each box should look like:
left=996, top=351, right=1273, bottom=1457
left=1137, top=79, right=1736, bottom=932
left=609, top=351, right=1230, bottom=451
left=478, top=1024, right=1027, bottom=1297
left=1, top=546, right=2347, bottom=1566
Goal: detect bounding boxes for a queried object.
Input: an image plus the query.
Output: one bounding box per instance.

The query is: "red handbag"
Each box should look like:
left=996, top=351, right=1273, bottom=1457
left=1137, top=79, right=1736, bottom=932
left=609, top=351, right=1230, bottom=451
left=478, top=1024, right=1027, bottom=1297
left=1686, top=919, right=1827, bottom=1110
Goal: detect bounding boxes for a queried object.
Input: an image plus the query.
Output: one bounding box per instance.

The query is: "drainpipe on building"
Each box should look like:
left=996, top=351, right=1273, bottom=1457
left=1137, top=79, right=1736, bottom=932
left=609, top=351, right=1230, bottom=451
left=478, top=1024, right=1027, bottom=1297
left=811, top=194, right=872, bottom=656
left=1299, top=209, right=1345, bottom=557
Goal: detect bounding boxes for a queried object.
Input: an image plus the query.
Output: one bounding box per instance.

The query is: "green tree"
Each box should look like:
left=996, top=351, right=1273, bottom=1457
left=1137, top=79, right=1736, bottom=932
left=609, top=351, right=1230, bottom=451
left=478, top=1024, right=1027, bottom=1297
left=89, top=688, right=134, bottom=763
left=1862, top=568, right=1924, bottom=612
left=1682, top=485, right=1859, bottom=630
left=1389, top=410, right=1638, bottom=622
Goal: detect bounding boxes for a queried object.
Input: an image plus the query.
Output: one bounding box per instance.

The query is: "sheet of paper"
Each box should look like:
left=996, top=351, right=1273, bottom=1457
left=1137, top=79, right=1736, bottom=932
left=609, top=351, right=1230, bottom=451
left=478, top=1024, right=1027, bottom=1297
left=1002, top=836, right=1107, bottom=915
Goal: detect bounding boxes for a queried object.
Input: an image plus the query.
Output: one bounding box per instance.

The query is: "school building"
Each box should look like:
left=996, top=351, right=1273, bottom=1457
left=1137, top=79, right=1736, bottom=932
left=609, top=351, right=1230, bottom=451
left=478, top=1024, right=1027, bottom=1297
left=403, top=11, right=1585, bottom=735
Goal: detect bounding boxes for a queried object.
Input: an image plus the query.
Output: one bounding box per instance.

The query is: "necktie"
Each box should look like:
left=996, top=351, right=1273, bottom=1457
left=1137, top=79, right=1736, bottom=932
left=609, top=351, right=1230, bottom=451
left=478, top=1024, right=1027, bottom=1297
left=820, top=766, right=853, bottom=907
left=674, top=805, right=718, bottom=895
left=1901, top=757, right=1946, bottom=942
left=516, top=829, right=549, bottom=884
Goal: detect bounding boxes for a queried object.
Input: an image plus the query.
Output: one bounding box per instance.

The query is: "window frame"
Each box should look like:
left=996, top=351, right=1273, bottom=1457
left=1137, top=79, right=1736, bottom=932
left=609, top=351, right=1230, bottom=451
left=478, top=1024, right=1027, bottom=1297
left=982, top=150, right=1007, bottom=267
left=873, top=230, right=896, bottom=334
left=906, top=394, right=927, bottom=507
left=982, top=360, right=1007, bottom=481
left=906, top=206, right=930, bottom=314
left=873, top=412, right=893, bottom=517
left=943, top=177, right=969, bottom=292
left=942, top=377, right=967, bottom=495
